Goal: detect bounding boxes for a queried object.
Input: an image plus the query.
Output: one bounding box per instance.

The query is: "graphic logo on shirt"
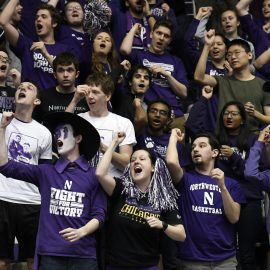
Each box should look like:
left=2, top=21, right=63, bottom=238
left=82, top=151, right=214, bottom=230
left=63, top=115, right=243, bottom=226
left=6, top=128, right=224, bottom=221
left=33, top=51, right=54, bottom=73
left=119, top=197, right=160, bottom=224
left=144, top=136, right=166, bottom=159
left=209, top=69, right=225, bottom=76
left=142, top=59, right=173, bottom=87
left=8, top=132, right=37, bottom=164
left=219, top=147, right=246, bottom=161
left=189, top=182, right=222, bottom=215
left=49, top=180, right=85, bottom=217
left=0, top=95, right=15, bottom=112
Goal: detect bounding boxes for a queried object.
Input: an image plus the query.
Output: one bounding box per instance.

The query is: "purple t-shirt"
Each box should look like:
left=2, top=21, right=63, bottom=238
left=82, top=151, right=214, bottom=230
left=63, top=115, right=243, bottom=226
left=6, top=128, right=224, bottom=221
left=0, top=156, right=106, bottom=259
left=136, top=130, right=190, bottom=167
left=176, top=171, right=246, bottom=261
left=129, top=50, right=189, bottom=117
left=57, top=25, right=92, bottom=83
left=109, top=3, right=151, bottom=53
left=19, top=0, right=87, bottom=40
left=245, top=141, right=270, bottom=234
left=11, top=34, right=69, bottom=89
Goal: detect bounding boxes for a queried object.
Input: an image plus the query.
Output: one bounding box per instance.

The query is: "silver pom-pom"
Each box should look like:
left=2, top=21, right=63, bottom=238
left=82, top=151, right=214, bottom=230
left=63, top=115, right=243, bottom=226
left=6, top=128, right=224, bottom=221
left=84, top=0, right=112, bottom=37
left=120, top=158, right=179, bottom=211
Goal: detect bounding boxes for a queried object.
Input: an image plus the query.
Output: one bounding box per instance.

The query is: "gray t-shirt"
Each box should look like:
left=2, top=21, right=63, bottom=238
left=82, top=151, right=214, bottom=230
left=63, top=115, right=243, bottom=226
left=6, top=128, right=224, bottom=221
left=215, top=75, right=270, bottom=132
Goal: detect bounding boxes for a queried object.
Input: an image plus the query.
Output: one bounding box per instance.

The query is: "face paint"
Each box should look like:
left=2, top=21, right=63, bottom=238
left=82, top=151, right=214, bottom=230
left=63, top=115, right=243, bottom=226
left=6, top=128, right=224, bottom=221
left=54, top=124, right=76, bottom=156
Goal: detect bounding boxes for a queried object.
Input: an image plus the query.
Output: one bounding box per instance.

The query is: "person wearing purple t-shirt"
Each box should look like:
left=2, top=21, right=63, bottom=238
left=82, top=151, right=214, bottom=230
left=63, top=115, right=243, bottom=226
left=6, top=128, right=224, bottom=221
left=166, top=130, right=246, bottom=269
left=0, top=111, right=106, bottom=270
left=0, top=1, right=71, bottom=90
left=136, top=99, right=190, bottom=166
left=51, top=0, right=92, bottom=84
left=109, top=0, right=155, bottom=53
left=121, top=19, right=188, bottom=131
left=245, top=125, right=270, bottom=241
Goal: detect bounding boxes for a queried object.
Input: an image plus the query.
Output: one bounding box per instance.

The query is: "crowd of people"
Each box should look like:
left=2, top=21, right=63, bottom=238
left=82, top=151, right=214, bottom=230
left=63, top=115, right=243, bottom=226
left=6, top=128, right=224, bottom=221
left=0, top=0, right=270, bottom=270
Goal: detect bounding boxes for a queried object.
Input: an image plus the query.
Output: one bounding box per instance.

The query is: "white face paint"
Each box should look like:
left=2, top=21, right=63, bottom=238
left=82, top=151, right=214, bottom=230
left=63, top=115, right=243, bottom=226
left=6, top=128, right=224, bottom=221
left=54, top=124, right=76, bottom=156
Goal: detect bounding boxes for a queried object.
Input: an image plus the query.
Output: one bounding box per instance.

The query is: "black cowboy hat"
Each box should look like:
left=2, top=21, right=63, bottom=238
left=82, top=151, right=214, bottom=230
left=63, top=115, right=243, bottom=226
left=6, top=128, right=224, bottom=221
left=43, top=112, right=100, bottom=160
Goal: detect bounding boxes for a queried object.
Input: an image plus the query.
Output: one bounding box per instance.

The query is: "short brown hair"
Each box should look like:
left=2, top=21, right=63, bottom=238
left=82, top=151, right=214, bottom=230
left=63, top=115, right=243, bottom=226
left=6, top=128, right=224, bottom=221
left=85, top=73, right=115, bottom=96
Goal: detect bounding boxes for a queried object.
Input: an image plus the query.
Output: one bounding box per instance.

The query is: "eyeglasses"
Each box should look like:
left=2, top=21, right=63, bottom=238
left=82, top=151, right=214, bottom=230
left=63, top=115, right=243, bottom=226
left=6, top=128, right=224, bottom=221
left=149, top=108, right=168, bottom=116
left=226, top=50, right=246, bottom=60
left=223, top=110, right=241, bottom=117
left=0, top=55, right=10, bottom=63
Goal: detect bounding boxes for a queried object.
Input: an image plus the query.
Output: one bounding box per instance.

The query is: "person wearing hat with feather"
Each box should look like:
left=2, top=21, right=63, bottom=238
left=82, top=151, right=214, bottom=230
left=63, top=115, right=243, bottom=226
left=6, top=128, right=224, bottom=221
left=0, top=111, right=106, bottom=270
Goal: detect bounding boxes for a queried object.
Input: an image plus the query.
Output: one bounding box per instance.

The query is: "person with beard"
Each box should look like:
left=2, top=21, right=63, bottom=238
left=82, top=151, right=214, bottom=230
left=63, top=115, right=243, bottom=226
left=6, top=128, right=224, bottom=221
left=108, top=0, right=156, bottom=53
left=96, top=132, right=185, bottom=269
left=186, top=87, right=264, bottom=270
left=166, top=129, right=246, bottom=269
left=121, top=20, right=188, bottom=132
left=0, top=111, right=106, bottom=270
left=0, top=0, right=72, bottom=90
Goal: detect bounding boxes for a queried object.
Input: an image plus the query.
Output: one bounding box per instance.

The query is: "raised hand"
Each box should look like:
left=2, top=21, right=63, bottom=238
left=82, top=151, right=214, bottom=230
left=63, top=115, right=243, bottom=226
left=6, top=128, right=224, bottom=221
left=202, top=85, right=213, bottom=99
left=0, top=111, right=14, bottom=128
left=170, top=128, right=185, bottom=142
left=210, top=168, right=225, bottom=189
left=258, top=125, right=270, bottom=143
left=204, top=29, right=215, bottom=47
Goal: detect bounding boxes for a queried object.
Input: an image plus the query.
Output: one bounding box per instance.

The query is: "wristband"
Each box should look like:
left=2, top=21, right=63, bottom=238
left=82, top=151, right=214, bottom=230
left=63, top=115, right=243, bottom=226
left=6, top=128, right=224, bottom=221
left=162, top=221, right=168, bottom=231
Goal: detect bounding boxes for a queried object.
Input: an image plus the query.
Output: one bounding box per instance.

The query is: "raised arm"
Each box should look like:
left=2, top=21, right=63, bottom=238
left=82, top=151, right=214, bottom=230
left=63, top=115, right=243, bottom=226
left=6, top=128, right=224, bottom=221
left=65, top=85, right=89, bottom=113
left=0, top=112, right=14, bottom=166
left=0, top=0, right=20, bottom=47
left=194, top=29, right=218, bottom=87
left=47, top=0, right=60, bottom=7
left=244, top=125, right=270, bottom=191
left=211, top=168, right=240, bottom=224
left=133, top=98, right=148, bottom=134
left=166, top=128, right=185, bottom=184
left=120, top=23, right=141, bottom=55
left=244, top=102, right=270, bottom=124
left=236, top=0, right=251, bottom=16
left=254, top=48, right=270, bottom=69
left=185, top=85, right=213, bottom=137
left=150, top=63, right=188, bottom=98
left=96, top=132, right=126, bottom=196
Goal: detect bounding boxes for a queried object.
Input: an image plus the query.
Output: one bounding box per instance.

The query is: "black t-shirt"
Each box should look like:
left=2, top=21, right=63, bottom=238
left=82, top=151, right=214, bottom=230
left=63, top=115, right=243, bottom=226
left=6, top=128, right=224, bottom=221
left=106, top=179, right=182, bottom=267
left=0, top=85, right=16, bottom=113
left=33, top=87, right=89, bottom=122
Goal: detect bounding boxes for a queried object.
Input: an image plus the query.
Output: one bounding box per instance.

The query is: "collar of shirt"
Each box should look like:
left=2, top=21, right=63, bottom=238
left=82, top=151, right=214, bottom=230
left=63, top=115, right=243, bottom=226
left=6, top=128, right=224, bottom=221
left=55, top=155, right=90, bottom=173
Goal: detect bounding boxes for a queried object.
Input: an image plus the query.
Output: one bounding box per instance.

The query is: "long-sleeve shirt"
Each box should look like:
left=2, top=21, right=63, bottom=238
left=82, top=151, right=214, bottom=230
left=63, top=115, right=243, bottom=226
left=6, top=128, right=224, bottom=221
left=245, top=141, right=270, bottom=233
left=0, top=156, right=107, bottom=259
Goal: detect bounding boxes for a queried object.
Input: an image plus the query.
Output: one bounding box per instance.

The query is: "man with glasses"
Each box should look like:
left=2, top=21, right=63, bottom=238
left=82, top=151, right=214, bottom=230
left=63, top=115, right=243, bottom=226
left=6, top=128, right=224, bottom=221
left=194, top=29, right=270, bottom=132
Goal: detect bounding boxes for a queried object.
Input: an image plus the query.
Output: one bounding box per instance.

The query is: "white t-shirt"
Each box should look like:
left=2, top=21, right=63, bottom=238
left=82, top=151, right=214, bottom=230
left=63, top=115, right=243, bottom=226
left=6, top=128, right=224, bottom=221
left=0, top=115, right=52, bottom=204
left=78, top=112, right=136, bottom=177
